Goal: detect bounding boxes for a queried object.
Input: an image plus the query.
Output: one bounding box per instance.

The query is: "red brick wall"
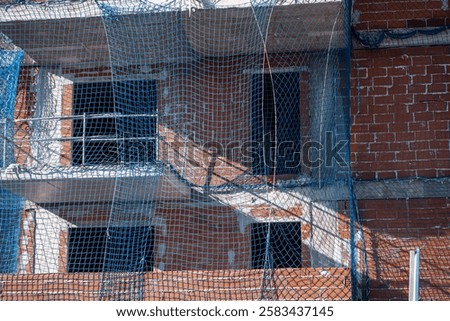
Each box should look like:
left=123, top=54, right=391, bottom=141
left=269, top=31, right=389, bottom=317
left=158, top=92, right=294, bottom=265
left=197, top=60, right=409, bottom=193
left=351, top=45, right=450, bottom=180
left=153, top=205, right=251, bottom=271
left=351, top=0, right=450, bottom=302
left=358, top=198, right=450, bottom=300
left=353, top=0, right=449, bottom=30
left=60, top=84, right=73, bottom=166
left=13, top=67, right=37, bottom=166
left=51, top=203, right=252, bottom=272
left=159, top=54, right=313, bottom=186
left=0, top=268, right=351, bottom=301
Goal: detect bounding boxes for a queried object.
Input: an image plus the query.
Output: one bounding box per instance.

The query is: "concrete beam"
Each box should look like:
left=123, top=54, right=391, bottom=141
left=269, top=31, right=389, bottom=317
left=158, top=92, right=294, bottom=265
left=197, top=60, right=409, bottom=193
left=277, top=177, right=449, bottom=202
left=275, top=177, right=449, bottom=202
left=354, top=177, right=450, bottom=200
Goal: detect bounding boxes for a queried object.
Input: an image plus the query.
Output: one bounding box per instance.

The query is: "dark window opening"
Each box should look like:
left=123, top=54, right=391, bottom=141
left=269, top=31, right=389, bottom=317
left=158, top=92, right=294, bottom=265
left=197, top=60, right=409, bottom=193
left=251, top=72, right=301, bottom=175
left=72, top=80, right=157, bottom=165
left=251, top=222, right=302, bottom=269
left=67, top=226, right=154, bottom=273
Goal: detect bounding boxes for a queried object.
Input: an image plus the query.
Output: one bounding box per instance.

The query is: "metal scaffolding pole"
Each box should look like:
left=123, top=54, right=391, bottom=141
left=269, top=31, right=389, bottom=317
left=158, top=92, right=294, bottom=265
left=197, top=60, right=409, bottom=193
left=409, top=248, right=421, bottom=301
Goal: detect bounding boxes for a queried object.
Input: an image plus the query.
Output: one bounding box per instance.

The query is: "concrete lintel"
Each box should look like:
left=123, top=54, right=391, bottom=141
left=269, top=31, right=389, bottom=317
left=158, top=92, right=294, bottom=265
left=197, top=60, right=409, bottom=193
left=283, top=177, right=449, bottom=201
left=354, top=178, right=450, bottom=200
left=280, top=177, right=449, bottom=202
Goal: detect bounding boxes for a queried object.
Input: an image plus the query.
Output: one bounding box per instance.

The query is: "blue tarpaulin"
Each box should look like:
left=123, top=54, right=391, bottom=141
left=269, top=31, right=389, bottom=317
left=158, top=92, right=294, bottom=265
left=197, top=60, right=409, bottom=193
left=0, top=49, right=24, bottom=273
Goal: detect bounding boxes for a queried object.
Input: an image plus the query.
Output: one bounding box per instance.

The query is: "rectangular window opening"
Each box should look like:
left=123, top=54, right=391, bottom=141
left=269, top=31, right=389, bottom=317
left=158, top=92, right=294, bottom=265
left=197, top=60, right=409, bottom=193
left=251, top=72, right=302, bottom=176
left=67, top=226, right=154, bottom=273
left=251, top=222, right=302, bottom=269
left=72, top=80, right=157, bottom=166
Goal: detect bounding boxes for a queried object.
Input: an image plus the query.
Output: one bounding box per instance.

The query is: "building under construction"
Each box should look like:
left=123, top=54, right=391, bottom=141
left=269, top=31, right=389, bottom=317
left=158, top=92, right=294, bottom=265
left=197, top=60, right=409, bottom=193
left=0, top=0, right=448, bottom=301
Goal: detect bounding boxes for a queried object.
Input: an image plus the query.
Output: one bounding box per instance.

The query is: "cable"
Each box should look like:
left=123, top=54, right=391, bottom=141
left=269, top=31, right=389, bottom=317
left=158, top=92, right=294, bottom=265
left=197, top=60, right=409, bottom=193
left=352, top=25, right=450, bottom=48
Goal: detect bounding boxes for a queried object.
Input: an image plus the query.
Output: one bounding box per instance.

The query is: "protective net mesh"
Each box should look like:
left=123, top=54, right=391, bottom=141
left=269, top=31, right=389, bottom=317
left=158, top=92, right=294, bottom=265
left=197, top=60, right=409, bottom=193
left=1, top=0, right=362, bottom=301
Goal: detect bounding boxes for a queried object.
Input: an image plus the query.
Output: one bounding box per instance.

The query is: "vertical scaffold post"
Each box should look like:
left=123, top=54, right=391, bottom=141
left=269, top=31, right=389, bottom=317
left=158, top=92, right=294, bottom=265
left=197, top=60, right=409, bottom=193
left=409, top=248, right=420, bottom=301
left=2, top=119, right=6, bottom=167
left=82, top=112, right=86, bottom=166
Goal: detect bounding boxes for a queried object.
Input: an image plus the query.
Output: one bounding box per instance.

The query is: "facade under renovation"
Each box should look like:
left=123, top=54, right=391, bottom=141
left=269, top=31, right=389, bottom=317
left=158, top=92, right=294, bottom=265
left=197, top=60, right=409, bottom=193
left=0, top=0, right=448, bottom=301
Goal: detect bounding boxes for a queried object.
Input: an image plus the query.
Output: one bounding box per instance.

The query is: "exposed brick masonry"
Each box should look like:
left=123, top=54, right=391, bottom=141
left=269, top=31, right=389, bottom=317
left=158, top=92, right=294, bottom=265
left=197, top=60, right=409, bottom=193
left=351, top=46, right=450, bottom=180
left=353, top=0, right=449, bottom=30
left=358, top=198, right=450, bottom=300
left=0, top=268, right=351, bottom=301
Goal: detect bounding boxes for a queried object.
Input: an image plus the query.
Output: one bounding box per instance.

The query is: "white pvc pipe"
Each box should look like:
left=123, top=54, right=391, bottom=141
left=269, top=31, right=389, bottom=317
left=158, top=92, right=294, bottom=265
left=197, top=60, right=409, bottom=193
left=409, top=248, right=420, bottom=301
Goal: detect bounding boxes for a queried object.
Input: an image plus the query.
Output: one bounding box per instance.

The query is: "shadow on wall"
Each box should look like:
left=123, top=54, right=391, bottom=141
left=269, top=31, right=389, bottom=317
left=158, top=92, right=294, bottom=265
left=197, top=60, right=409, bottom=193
left=357, top=198, right=450, bottom=301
